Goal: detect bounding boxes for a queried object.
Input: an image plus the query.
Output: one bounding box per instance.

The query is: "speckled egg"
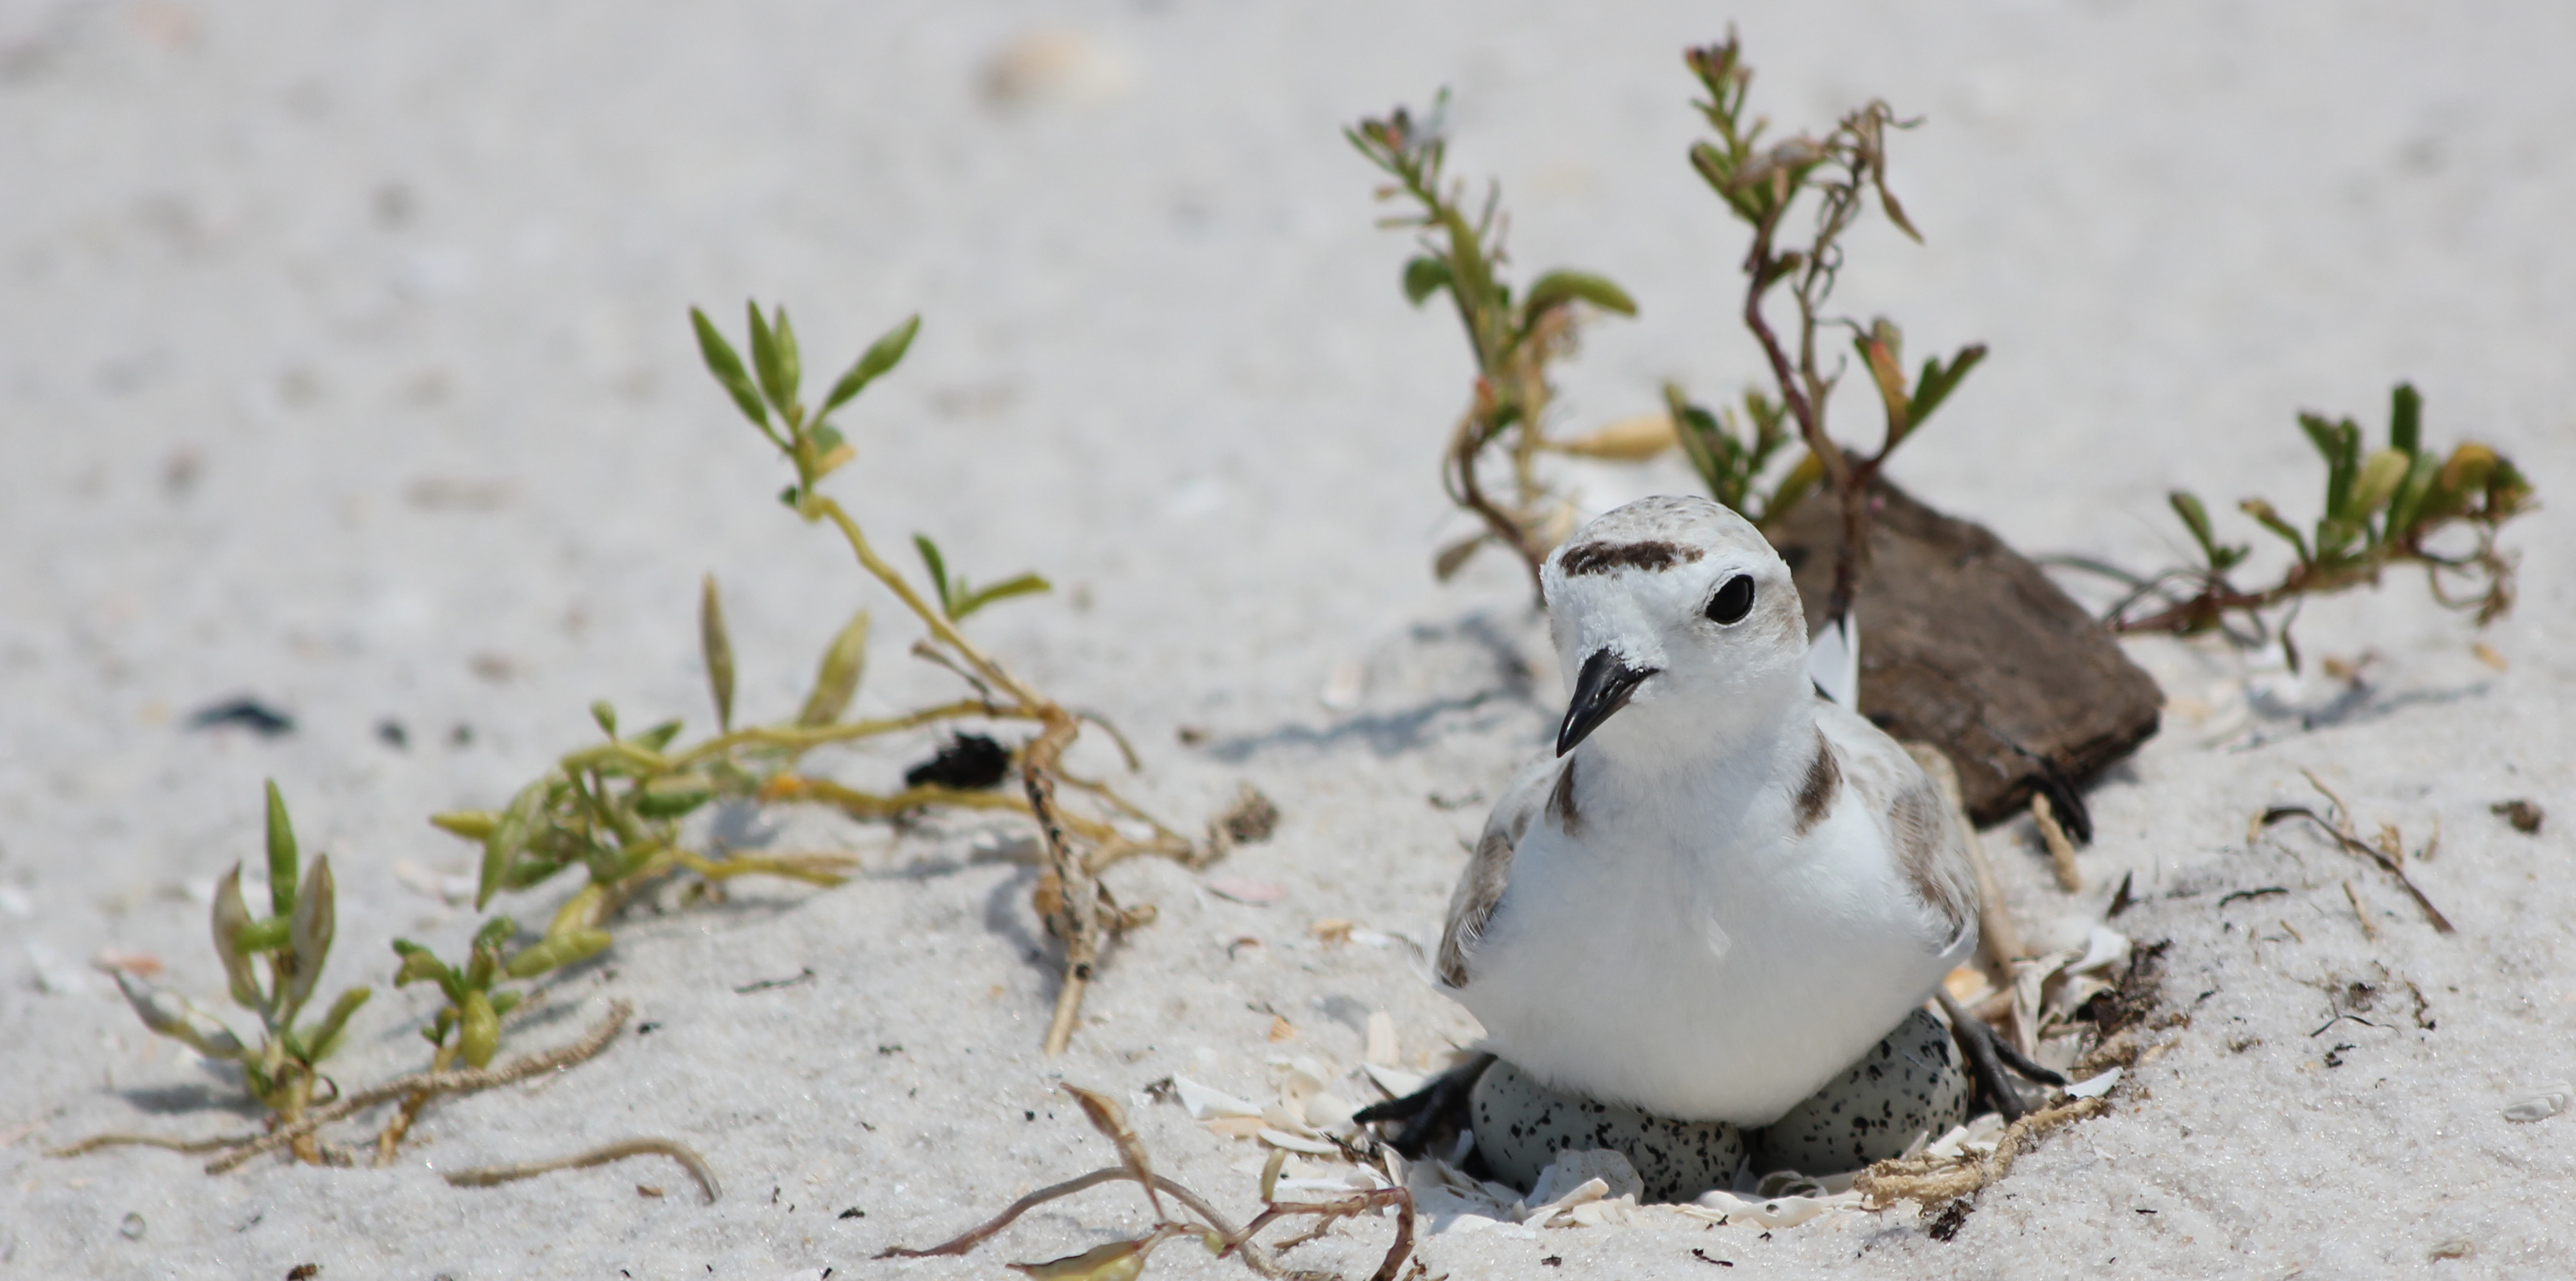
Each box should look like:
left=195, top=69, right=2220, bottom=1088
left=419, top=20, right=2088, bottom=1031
left=1469, top=1058, right=1748, bottom=1203
left=1751, top=1008, right=1968, bottom=1175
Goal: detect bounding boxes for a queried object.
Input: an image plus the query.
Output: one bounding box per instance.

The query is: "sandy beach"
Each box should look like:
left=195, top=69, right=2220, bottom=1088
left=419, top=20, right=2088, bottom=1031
left=5, top=2, right=2574, bottom=1276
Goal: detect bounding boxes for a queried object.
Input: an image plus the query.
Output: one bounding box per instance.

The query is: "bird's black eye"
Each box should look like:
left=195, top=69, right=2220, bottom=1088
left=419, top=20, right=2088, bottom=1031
left=1704, top=574, right=1755, bottom=625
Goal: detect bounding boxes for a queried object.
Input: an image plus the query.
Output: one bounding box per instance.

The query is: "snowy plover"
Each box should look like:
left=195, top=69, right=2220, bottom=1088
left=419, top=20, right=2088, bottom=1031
left=1436, top=494, right=1979, bottom=1126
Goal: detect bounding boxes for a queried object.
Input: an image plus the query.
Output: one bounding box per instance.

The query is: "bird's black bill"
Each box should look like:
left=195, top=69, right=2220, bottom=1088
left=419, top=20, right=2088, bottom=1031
left=1556, top=649, right=1657, bottom=757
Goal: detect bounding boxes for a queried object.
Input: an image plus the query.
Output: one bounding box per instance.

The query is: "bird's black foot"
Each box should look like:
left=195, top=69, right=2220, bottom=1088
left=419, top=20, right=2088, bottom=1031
left=1352, top=1052, right=1495, bottom=1159
left=1936, top=990, right=2067, bottom=1123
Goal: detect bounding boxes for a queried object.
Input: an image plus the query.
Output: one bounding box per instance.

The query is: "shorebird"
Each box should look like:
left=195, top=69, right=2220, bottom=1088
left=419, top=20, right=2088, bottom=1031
left=1429, top=494, right=1983, bottom=1125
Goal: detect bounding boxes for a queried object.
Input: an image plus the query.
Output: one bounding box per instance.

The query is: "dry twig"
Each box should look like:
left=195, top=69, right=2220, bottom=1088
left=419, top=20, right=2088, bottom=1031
left=2255, top=773, right=2454, bottom=934
left=442, top=1137, right=720, bottom=1203
left=1853, top=1095, right=2108, bottom=1210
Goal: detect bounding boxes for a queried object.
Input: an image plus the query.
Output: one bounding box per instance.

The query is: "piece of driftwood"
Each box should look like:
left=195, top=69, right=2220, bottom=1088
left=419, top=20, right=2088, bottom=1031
left=1769, top=479, right=2161, bottom=828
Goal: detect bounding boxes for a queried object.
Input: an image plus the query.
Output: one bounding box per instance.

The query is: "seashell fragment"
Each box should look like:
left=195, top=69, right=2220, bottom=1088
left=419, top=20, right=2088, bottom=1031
left=2501, top=1083, right=2569, bottom=1123
left=1171, top=1076, right=1263, bottom=1120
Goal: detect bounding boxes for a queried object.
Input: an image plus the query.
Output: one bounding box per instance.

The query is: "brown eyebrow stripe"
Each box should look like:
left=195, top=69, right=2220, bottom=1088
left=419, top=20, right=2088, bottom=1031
left=1558, top=539, right=1704, bottom=576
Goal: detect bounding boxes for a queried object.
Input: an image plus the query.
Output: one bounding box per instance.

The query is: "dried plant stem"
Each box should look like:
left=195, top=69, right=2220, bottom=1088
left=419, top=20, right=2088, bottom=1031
left=2258, top=774, right=2455, bottom=934
left=673, top=700, right=1021, bottom=765
left=2113, top=537, right=2509, bottom=636
left=813, top=498, right=1038, bottom=706
left=442, top=1137, right=720, bottom=1203
left=1445, top=392, right=1548, bottom=599
left=1230, top=1188, right=1417, bottom=1281
left=2031, top=793, right=2083, bottom=892
left=1853, top=1095, right=2109, bottom=1209
left=1024, top=718, right=1100, bottom=1057
left=1740, top=235, right=1867, bottom=617
left=207, top=1000, right=631, bottom=1174
left=48, top=1131, right=256, bottom=1159
left=877, top=1167, right=1282, bottom=1277
left=2342, top=880, right=2379, bottom=942
left=371, top=1041, right=460, bottom=1167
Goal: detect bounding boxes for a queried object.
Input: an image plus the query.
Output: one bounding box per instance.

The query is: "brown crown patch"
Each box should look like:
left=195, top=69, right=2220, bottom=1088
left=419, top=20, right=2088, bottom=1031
left=1558, top=539, right=1703, bottom=577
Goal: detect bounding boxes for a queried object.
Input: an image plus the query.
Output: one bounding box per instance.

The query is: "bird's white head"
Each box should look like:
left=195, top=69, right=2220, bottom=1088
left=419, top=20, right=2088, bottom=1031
left=1539, top=495, right=1811, bottom=768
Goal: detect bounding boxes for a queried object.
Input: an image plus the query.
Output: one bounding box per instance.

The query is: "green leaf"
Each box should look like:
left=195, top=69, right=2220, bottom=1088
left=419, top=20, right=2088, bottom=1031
left=114, top=971, right=246, bottom=1061
left=690, top=307, right=770, bottom=428
left=746, top=301, right=793, bottom=416
left=284, top=855, right=335, bottom=1016
left=635, top=774, right=715, bottom=819
left=502, top=856, right=572, bottom=890
left=430, top=810, right=499, bottom=841
left=771, top=306, right=800, bottom=407
left=503, top=929, right=612, bottom=980
left=914, top=535, right=953, bottom=615
left=1906, top=344, right=1987, bottom=431
left=797, top=609, right=871, bottom=728
left=590, top=700, right=618, bottom=739
left=211, top=863, right=264, bottom=1010
left=1432, top=533, right=1486, bottom=581
left=263, top=779, right=298, bottom=919
left=459, top=991, right=499, bottom=1069
left=699, top=574, right=735, bottom=732
left=2239, top=498, right=2310, bottom=563
left=821, top=314, right=922, bottom=416
left=478, top=782, right=542, bottom=910
left=472, top=915, right=518, bottom=955
left=2389, top=382, right=2421, bottom=456
left=2384, top=447, right=2443, bottom=538
left=391, top=940, right=455, bottom=995
left=1007, top=1237, right=1155, bottom=1281
left=2350, top=448, right=2409, bottom=519
left=1664, top=384, right=1737, bottom=510
left=950, top=573, right=1052, bottom=622
left=1401, top=255, right=1452, bottom=306
left=633, top=719, right=684, bottom=753
left=1522, top=270, right=1636, bottom=318
left=2169, top=490, right=2219, bottom=560
left=2300, top=413, right=2361, bottom=521
left=236, top=915, right=291, bottom=952
left=304, top=986, right=370, bottom=1062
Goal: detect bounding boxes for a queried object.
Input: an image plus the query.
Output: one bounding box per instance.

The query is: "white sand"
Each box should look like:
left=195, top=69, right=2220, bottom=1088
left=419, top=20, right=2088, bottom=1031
left=5, top=1, right=2574, bottom=1276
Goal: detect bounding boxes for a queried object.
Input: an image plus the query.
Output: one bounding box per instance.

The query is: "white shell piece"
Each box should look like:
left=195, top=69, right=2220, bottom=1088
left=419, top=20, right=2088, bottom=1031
left=2501, top=1083, right=2570, bottom=1123
left=1528, top=1149, right=1643, bottom=1207
left=1172, top=1076, right=1264, bottom=1120
left=1258, top=1127, right=1340, bottom=1155
left=2066, top=1067, right=2124, bottom=1100
left=1365, top=1011, right=1399, bottom=1065
left=1304, top=1090, right=1358, bottom=1133
left=1364, top=1062, right=1426, bottom=1098
left=1524, top=1176, right=1608, bottom=1227
left=1691, top=1190, right=1853, bottom=1228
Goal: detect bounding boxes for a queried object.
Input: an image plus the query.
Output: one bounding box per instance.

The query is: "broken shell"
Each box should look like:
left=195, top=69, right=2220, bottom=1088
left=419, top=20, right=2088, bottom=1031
left=2502, top=1083, right=2569, bottom=1123
left=1171, top=1076, right=1262, bottom=1120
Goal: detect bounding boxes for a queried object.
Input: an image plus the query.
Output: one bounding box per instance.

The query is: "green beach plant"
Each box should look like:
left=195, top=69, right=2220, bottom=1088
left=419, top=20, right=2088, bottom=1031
left=2087, top=382, right=2532, bottom=667
left=105, top=782, right=369, bottom=1165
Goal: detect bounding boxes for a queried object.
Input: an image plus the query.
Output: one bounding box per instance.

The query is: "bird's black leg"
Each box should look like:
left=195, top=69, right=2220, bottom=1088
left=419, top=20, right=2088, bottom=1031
left=1352, top=1052, right=1495, bottom=1159
left=1936, top=991, right=2065, bottom=1123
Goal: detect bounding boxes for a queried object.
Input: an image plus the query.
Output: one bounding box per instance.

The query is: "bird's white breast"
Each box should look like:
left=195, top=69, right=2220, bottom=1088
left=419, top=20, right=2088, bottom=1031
left=1453, top=742, right=1964, bottom=1126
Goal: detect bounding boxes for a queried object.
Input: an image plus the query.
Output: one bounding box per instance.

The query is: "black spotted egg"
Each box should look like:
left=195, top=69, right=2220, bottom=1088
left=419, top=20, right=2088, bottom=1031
left=1469, top=1057, right=1748, bottom=1203
left=1751, top=1008, right=1969, bottom=1175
